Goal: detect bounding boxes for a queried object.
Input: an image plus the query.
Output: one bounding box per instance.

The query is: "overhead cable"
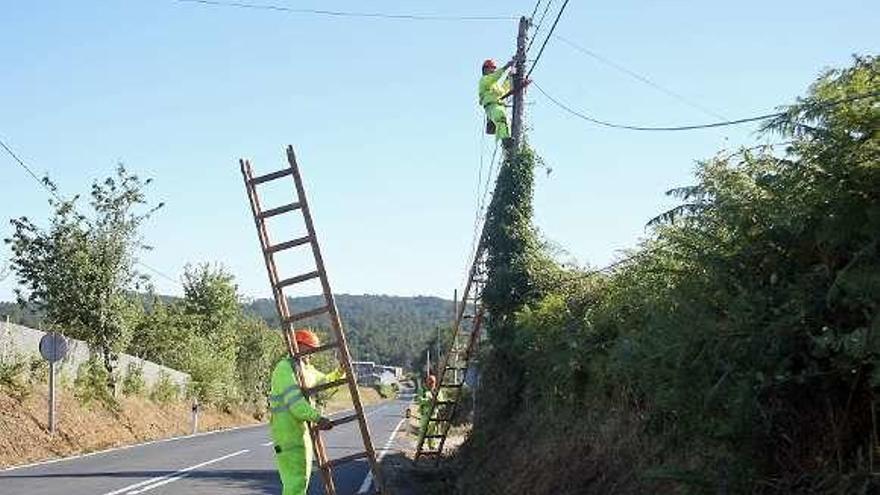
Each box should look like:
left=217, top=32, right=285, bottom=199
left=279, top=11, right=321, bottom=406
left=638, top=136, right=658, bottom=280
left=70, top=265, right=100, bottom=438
left=177, top=0, right=516, bottom=21
left=552, top=34, right=728, bottom=120
left=533, top=82, right=880, bottom=132
left=526, top=0, right=570, bottom=79
left=526, top=0, right=555, bottom=53
left=0, top=136, right=183, bottom=288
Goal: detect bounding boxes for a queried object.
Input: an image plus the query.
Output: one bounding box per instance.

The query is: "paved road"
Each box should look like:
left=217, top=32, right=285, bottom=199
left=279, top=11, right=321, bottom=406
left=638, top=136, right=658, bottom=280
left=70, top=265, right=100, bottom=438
left=0, top=399, right=410, bottom=495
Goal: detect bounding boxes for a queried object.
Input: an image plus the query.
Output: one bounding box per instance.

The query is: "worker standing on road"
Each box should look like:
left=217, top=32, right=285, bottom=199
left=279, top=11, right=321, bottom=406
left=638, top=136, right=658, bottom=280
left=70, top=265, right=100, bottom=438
left=479, top=58, right=515, bottom=147
left=418, top=374, right=446, bottom=449
left=269, top=329, right=342, bottom=495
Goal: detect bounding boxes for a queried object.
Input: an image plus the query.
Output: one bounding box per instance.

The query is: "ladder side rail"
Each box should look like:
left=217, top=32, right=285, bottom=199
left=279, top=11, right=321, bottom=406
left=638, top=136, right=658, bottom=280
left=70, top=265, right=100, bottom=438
left=285, top=146, right=385, bottom=493
left=240, top=160, right=337, bottom=494
left=416, top=248, right=483, bottom=456
left=435, top=306, right=485, bottom=457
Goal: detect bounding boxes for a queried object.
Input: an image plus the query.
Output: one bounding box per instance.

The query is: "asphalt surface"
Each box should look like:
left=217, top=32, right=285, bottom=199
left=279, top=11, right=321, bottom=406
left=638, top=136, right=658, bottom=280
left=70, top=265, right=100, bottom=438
left=0, top=398, right=411, bottom=495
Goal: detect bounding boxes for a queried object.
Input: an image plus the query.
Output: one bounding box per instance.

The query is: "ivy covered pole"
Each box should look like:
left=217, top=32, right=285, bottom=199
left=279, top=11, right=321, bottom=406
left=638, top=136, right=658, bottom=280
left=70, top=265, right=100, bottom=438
left=511, top=16, right=529, bottom=150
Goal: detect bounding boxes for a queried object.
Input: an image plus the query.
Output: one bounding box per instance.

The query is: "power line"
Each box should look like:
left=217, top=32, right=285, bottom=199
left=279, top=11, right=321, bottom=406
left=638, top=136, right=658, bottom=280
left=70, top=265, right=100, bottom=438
left=0, top=137, right=183, bottom=288
left=528, top=0, right=544, bottom=22
left=534, top=82, right=880, bottom=132
left=177, top=0, right=516, bottom=21
left=526, top=0, right=555, bottom=53
left=551, top=34, right=728, bottom=120
left=0, top=138, right=63, bottom=202
left=526, top=0, right=570, bottom=80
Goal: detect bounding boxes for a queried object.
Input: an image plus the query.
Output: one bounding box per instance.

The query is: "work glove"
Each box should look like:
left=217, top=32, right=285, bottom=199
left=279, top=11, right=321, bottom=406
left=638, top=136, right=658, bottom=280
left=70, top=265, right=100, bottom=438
left=316, top=416, right=334, bottom=431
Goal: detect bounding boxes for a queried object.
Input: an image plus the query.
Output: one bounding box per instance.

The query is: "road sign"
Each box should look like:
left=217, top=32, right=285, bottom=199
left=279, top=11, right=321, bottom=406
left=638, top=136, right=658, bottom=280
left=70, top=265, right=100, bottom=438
left=39, top=332, right=68, bottom=363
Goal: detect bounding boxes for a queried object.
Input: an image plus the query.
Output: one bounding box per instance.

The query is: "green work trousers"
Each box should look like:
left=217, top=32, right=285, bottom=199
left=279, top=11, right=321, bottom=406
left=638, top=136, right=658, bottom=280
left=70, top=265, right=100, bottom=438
left=484, top=102, right=510, bottom=140
left=274, top=441, right=312, bottom=495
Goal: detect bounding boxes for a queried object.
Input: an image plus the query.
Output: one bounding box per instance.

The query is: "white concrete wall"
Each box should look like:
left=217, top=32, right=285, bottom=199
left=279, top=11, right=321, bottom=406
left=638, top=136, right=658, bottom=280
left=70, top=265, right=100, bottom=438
left=0, top=321, right=189, bottom=389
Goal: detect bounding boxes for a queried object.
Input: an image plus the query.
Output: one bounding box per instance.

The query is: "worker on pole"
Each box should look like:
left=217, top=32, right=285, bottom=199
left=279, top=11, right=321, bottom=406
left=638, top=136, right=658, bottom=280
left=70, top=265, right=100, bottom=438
left=269, top=329, right=342, bottom=495
left=479, top=58, right=516, bottom=148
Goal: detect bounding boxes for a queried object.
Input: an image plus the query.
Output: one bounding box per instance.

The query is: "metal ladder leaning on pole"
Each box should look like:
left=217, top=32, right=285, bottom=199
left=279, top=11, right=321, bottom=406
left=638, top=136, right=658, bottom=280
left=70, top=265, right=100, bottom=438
left=240, top=145, right=385, bottom=495
left=414, top=240, right=488, bottom=462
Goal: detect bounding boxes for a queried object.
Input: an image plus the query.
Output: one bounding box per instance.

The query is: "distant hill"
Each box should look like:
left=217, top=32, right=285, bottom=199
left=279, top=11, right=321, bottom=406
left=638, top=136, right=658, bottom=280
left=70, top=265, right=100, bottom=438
left=244, top=294, right=453, bottom=369
left=2, top=295, right=453, bottom=370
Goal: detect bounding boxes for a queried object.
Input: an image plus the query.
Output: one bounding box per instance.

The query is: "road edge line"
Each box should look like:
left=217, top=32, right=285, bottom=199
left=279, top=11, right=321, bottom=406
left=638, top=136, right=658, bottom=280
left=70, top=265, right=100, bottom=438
left=357, top=411, right=408, bottom=494
left=1, top=422, right=265, bottom=472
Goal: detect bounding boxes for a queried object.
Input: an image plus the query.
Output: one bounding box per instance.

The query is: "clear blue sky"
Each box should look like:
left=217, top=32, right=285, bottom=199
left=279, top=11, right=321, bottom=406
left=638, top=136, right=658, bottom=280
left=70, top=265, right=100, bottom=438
left=1, top=1, right=877, bottom=302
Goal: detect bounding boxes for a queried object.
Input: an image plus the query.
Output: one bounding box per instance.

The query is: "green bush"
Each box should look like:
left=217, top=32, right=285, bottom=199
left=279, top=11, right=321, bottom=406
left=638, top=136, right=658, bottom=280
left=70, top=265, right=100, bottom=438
left=27, top=356, right=49, bottom=384
left=376, top=384, right=397, bottom=399
left=74, top=357, right=118, bottom=410
left=150, top=371, right=180, bottom=404
left=460, top=56, right=880, bottom=494
left=0, top=351, right=30, bottom=399
left=121, top=362, right=146, bottom=397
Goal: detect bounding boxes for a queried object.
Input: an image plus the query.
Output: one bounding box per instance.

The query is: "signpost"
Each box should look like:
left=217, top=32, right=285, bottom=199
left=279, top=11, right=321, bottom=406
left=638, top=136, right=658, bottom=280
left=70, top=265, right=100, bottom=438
left=39, top=332, right=68, bottom=434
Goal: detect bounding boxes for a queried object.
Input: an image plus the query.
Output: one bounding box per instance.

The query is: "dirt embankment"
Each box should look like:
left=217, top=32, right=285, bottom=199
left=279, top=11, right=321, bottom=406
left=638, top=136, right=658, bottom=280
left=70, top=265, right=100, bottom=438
left=0, top=384, right=387, bottom=469
left=0, top=384, right=258, bottom=468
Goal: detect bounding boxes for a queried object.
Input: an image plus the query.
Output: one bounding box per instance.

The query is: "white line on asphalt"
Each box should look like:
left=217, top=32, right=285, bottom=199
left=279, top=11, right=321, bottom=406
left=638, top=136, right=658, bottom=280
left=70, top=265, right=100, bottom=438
left=2, top=423, right=265, bottom=472
left=357, top=415, right=407, bottom=494
left=100, top=449, right=250, bottom=495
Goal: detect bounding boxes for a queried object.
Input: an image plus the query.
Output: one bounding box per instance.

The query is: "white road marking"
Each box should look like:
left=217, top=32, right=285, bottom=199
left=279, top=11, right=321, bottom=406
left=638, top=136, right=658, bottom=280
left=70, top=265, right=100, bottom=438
left=3, top=423, right=264, bottom=472
left=357, top=414, right=407, bottom=494
left=100, top=449, right=250, bottom=495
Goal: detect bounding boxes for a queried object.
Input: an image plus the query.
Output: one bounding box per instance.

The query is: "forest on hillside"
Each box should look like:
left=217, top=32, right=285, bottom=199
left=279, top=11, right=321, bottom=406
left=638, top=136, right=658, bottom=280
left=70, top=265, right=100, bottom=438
left=1, top=294, right=452, bottom=370
left=244, top=294, right=452, bottom=367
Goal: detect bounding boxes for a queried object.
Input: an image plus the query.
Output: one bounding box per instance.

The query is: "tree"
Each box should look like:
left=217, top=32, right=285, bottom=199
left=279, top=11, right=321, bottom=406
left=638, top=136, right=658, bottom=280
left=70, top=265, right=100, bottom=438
left=6, top=166, right=161, bottom=379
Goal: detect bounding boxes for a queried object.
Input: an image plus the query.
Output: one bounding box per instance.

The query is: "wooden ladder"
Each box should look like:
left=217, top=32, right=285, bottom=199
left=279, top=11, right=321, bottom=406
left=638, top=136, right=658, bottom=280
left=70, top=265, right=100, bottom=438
left=414, top=242, right=488, bottom=462
left=240, top=145, right=385, bottom=495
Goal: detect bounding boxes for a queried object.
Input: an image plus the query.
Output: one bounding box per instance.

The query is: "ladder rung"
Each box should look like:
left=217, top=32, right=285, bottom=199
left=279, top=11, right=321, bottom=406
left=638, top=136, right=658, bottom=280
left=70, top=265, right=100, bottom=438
left=323, top=451, right=369, bottom=469
left=294, top=341, right=338, bottom=359
left=435, top=400, right=455, bottom=406
left=328, top=413, right=360, bottom=428
left=440, top=383, right=463, bottom=388
left=428, top=417, right=452, bottom=423
left=286, top=305, right=330, bottom=323
left=250, top=167, right=293, bottom=185
left=276, top=270, right=320, bottom=289
left=304, top=377, right=349, bottom=396
left=266, top=236, right=312, bottom=254
left=258, top=202, right=302, bottom=219
left=422, top=434, right=445, bottom=439
left=444, top=366, right=467, bottom=371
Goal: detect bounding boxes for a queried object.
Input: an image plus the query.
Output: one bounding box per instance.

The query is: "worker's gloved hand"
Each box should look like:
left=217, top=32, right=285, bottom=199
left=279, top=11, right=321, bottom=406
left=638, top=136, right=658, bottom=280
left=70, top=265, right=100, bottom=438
left=505, top=58, right=516, bottom=69
left=316, top=416, right=334, bottom=431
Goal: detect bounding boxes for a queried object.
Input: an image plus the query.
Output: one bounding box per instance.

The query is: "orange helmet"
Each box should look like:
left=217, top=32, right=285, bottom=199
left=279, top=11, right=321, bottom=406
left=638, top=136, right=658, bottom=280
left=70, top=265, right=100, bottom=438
left=294, top=329, right=320, bottom=349
left=425, top=375, right=437, bottom=389
left=482, top=59, right=497, bottom=71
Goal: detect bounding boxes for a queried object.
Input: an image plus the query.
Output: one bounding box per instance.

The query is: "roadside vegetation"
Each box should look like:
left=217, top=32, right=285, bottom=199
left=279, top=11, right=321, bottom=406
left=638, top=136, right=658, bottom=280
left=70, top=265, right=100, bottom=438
left=448, top=56, right=879, bottom=494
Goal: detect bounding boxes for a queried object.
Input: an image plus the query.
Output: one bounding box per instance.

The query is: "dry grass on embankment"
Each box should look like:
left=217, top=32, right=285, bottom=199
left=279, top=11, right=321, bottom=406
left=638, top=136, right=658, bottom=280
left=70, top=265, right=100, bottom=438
left=0, top=384, right=384, bottom=469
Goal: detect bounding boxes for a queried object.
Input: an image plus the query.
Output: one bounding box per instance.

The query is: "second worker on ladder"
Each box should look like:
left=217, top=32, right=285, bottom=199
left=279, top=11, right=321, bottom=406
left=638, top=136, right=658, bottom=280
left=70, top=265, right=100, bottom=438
left=270, top=329, right=345, bottom=495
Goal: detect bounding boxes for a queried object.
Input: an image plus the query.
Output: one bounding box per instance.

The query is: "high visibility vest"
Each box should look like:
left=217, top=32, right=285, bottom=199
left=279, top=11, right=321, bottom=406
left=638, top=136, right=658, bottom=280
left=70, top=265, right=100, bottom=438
left=268, top=359, right=345, bottom=450
left=478, top=67, right=512, bottom=107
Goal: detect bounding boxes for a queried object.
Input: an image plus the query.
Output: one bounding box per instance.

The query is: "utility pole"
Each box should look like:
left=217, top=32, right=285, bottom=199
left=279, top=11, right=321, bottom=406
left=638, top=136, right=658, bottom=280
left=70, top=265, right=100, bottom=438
left=511, top=16, right=529, bottom=149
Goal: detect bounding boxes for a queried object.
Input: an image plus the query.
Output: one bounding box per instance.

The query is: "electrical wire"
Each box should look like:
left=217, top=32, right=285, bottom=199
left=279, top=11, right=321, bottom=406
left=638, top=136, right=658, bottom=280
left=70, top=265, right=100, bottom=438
left=0, top=136, right=183, bottom=288
left=533, top=82, right=880, bottom=132
left=528, top=0, right=544, bottom=22
left=526, top=0, right=555, bottom=54
left=526, top=0, right=570, bottom=80
left=177, top=0, right=517, bottom=21
left=0, top=138, right=63, bottom=202
left=551, top=34, right=728, bottom=120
